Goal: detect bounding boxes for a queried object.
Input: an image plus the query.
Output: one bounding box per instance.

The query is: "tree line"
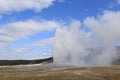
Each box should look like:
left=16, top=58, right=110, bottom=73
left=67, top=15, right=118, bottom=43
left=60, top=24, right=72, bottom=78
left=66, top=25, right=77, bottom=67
left=0, top=57, right=53, bottom=66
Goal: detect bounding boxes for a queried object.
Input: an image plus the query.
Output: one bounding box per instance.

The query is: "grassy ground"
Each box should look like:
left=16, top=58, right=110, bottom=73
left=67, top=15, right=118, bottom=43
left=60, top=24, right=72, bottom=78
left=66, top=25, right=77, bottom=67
left=0, top=64, right=120, bottom=80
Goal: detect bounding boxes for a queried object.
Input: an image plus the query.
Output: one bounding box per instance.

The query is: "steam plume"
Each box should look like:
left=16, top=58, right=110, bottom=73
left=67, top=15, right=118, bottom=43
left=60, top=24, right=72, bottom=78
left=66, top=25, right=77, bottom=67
left=53, top=11, right=120, bottom=66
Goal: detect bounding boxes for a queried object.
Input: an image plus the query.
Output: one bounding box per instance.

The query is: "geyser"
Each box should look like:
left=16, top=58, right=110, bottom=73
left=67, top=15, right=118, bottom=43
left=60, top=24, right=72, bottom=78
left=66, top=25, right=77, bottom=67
left=53, top=11, right=120, bottom=66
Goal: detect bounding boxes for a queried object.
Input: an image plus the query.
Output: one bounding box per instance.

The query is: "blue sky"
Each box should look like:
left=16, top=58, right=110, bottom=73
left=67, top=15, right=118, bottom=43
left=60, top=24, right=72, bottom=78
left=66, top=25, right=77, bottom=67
left=0, top=0, right=120, bottom=60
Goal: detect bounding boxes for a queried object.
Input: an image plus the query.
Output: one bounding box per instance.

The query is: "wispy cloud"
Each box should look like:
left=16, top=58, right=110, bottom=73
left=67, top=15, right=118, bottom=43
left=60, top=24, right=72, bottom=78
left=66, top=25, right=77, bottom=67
left=58, top=0, right=65, bottom=3
left=0, top=20, right=60, bottom=46
left=107, top=0, right=120, bottom=9
left=0, top=43, right=52, bottom=60
left=0, top=15, right=2, bottom=20
left=118, top=0, right=120, bottom=4
left=28, top=37, right=54, bottom=47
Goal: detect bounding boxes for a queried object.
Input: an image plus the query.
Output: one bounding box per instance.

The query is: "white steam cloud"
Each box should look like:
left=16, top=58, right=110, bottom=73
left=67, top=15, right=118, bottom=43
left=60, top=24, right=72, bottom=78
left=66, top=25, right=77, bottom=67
left=53, top=11, right=120, bottom=66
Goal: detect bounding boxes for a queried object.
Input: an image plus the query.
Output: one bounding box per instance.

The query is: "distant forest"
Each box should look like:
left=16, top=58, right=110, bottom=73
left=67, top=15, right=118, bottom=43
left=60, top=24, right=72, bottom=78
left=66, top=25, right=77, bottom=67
left=0, top=57, right=53, bottom=66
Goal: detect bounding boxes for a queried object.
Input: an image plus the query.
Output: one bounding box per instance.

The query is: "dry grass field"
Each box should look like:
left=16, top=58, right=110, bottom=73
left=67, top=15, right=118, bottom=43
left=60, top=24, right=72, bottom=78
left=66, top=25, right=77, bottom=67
left=0, top=64, right=120, bottom=80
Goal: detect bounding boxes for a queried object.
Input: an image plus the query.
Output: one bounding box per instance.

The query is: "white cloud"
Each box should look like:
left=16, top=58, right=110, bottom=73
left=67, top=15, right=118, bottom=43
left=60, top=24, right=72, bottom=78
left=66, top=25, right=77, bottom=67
left=0, top=0, right=55, bottom=14
left=0, top=20, right=60, bottom=46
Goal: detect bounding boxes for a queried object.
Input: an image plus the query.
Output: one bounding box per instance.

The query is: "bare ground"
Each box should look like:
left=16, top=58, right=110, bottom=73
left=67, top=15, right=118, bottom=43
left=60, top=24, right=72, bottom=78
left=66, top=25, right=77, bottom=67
left=0, top=63, right=120, bottom=80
